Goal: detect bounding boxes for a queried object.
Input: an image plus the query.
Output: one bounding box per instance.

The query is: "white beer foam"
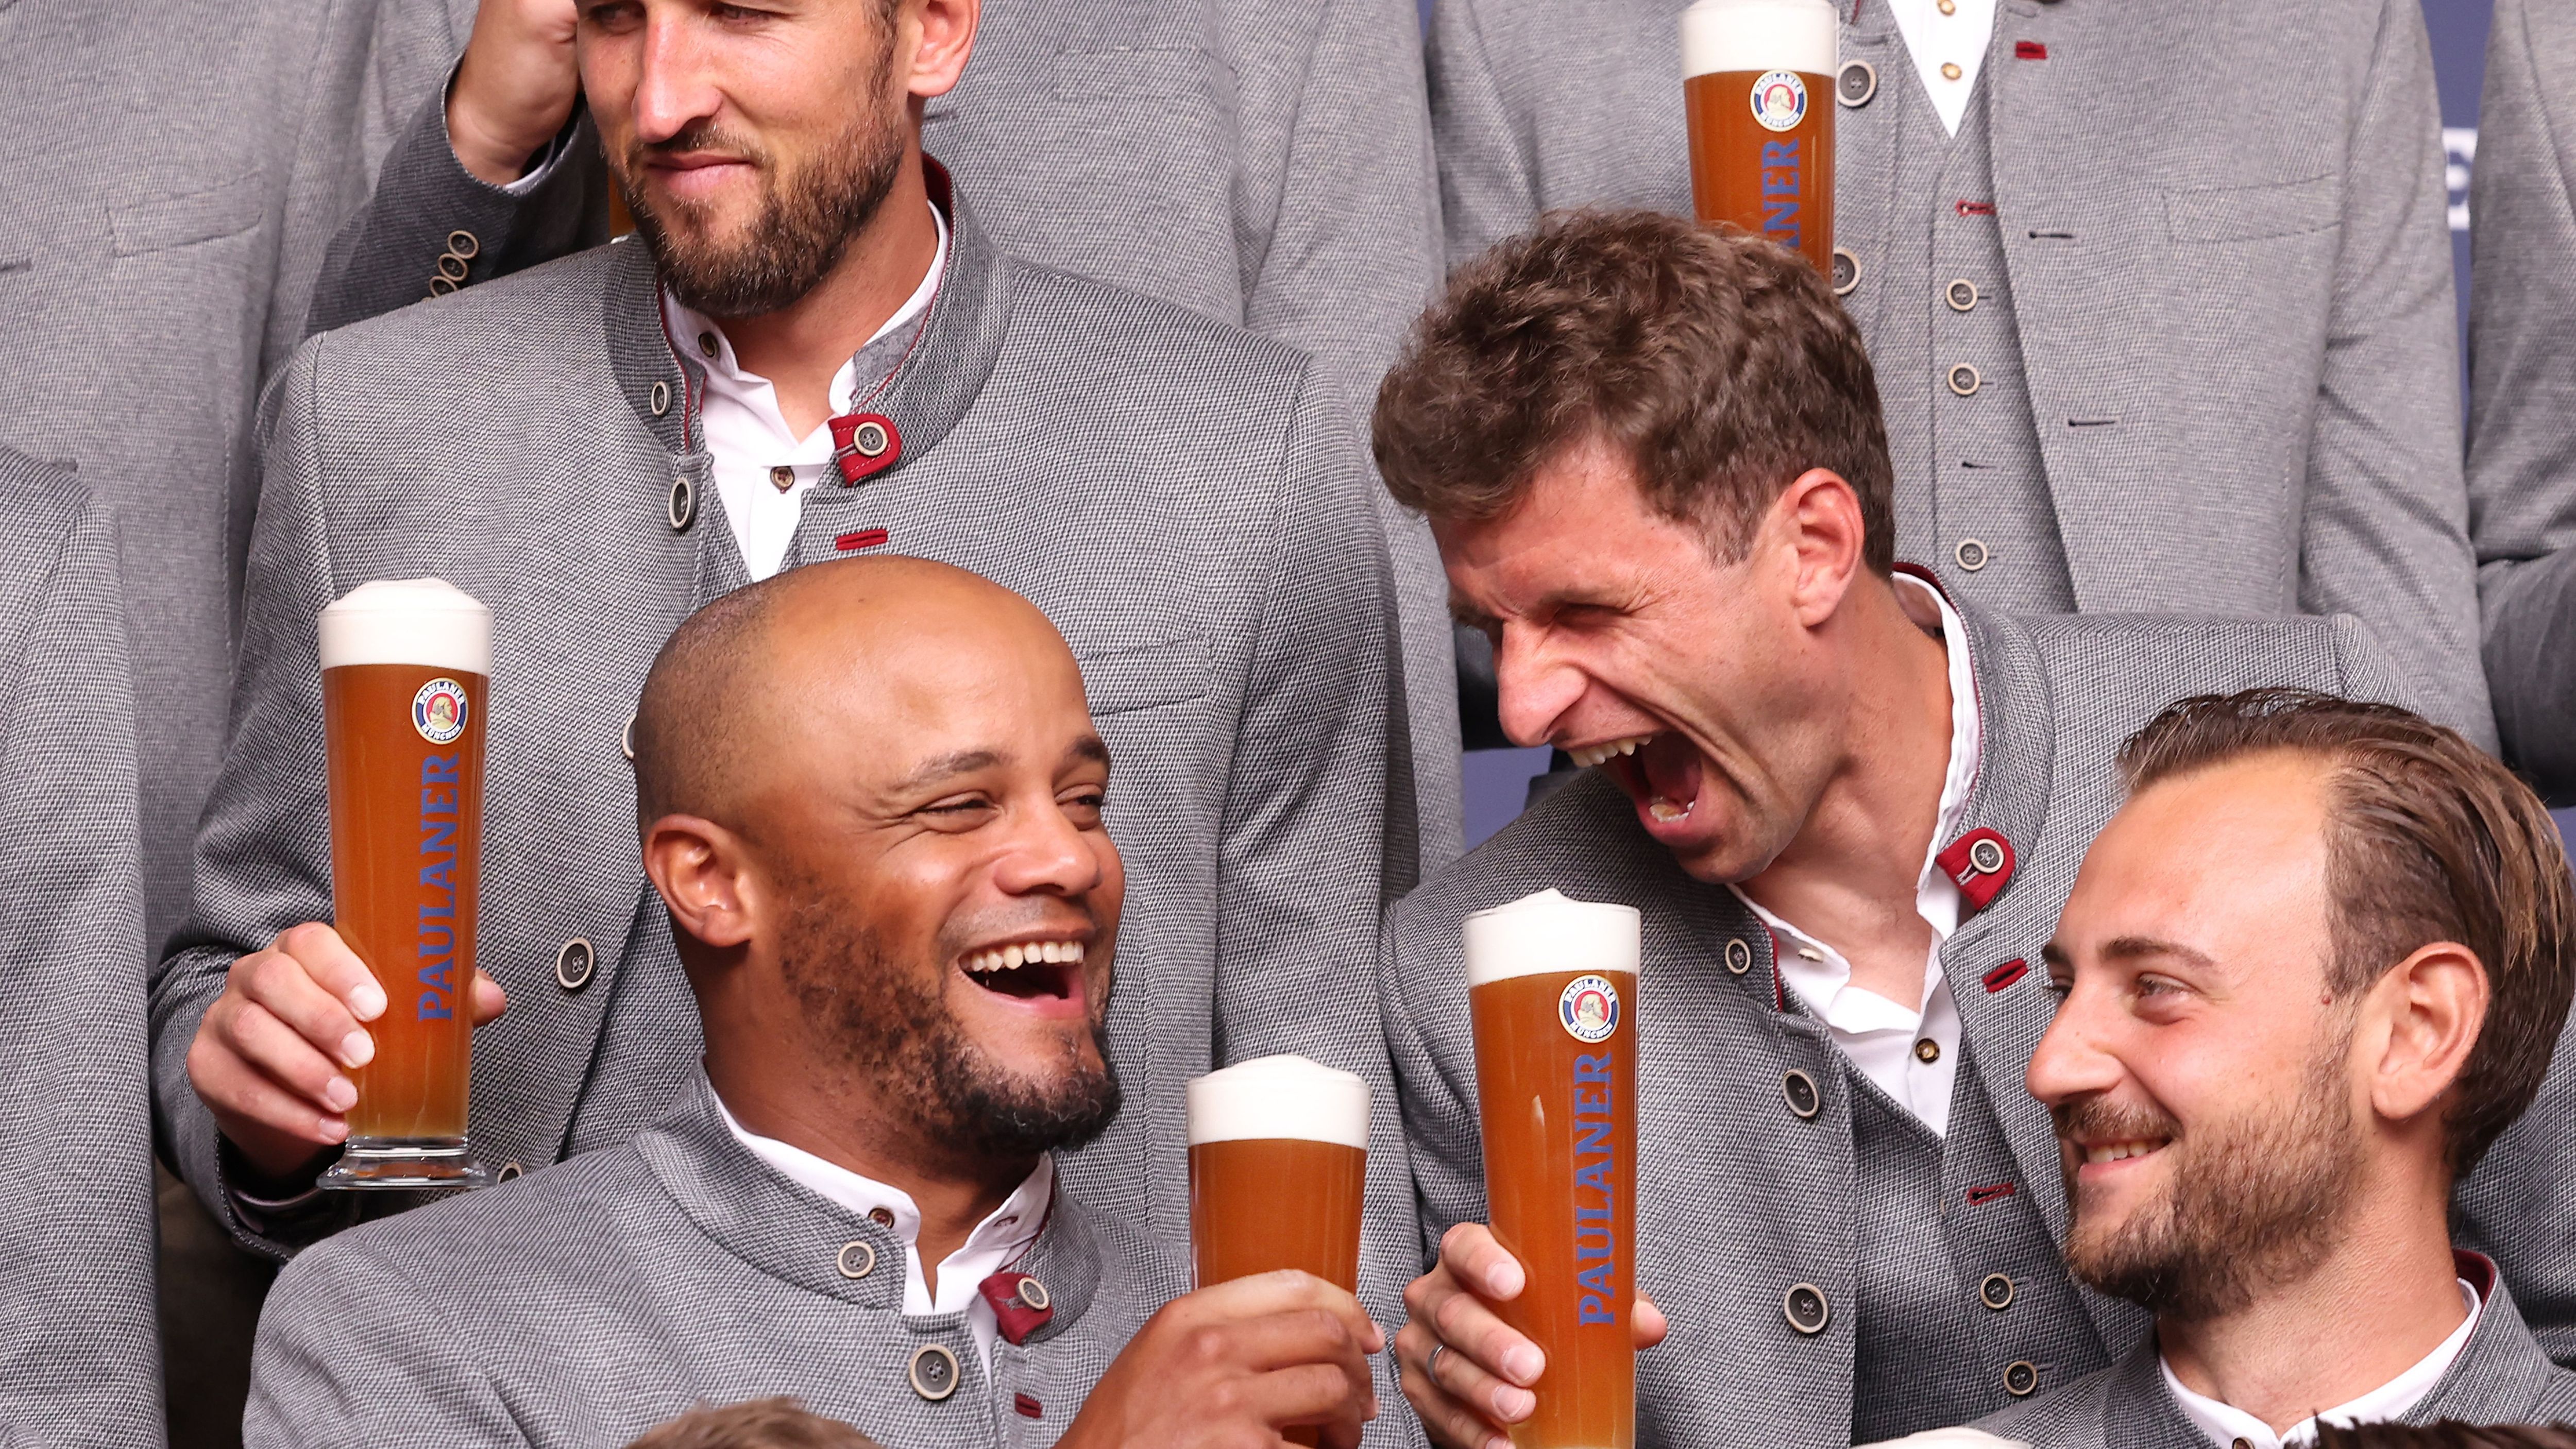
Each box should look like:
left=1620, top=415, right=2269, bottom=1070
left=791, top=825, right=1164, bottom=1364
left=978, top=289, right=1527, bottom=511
left=1680, top=0, right=1838, bottom=79
left=1187, top=1054, right=1369, bottom=1149
left=318, top=578, right=492, bottom=674
left=1463, top=889, right=1641, bottom=986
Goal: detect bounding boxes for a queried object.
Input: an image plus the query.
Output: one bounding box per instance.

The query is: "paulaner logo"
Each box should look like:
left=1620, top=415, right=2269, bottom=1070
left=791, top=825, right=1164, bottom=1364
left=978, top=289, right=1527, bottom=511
left=1571, top=1051, right=1618, bottom=1325
left=415, top=753, right=463, bottom=1021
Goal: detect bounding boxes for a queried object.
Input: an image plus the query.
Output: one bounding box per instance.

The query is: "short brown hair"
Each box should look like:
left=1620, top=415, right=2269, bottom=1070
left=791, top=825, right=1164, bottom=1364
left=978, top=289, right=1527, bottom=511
left=623, top=1400, right=882, bottom=1449
left=2315, top=1423, right=2576, bottom=1449
left=1372, top=209, right=1895, bottom=572
left=2120, top=688, right=2576, bottom=1177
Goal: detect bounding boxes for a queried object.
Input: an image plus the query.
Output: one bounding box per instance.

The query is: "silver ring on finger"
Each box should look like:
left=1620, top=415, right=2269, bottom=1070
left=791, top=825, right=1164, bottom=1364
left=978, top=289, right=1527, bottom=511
left=1425, top=1342, right=1449, bottom=1387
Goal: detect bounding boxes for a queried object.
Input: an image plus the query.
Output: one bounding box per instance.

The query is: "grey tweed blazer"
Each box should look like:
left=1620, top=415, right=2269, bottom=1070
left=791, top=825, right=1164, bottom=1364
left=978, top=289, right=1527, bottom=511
left=1427, top=0, right=2489, bottom=748
left=1382, top=596, right=2456, bottom=1447
left=154, top=185, right=1418, bottom=1426
left=0, top=451, right=155, bottom=1449
left=0, top=0, right=449, bottom=944
left=301, top=0, right=1465, bottom=865
left=1975, top=1256, right=2576, bottom=1449
left=2465, top=0, right=2576, bottom=802
left=246, top=1076, right=1190, bottom=1449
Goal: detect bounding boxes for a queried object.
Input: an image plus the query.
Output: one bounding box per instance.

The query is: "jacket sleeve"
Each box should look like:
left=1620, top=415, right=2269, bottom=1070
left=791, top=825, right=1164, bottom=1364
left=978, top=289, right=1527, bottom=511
left=2293, top=0, right=2494, bottom=751
left=2464, top=0, right=2576, bottom=801
left=246, top=1242, right=527, bottom=1449
left=303, top=75, right=610, bottom=340
left=1210, top=365, right=1422, bottom=1445
left=1425, top=0, right=1543, bottom=273
left=151, top=342, right=364, bottom=1261
left=0, top=477, right=162, bottom=1449
left=1238, top=0, right=1465, bottom=875
left=1377, top=892, right=1489, bottom=1271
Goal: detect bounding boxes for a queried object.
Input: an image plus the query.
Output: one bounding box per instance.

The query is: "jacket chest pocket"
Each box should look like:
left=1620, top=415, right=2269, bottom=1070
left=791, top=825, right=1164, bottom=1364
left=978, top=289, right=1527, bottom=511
left=111, top=171, right=266, bottom=256
left=1078, top=636, right=1209, bottom=718
left=2163, top=174, right=2341, bottom=245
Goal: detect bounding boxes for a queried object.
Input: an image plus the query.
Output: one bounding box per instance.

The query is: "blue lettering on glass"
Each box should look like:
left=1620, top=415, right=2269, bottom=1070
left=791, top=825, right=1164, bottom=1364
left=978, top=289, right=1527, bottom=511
left=416, top=753, right=461, bottom=1020
left=1759, top=138, right=1803, bottom=247
left=1571, top=1050, right=1617, bottom=1325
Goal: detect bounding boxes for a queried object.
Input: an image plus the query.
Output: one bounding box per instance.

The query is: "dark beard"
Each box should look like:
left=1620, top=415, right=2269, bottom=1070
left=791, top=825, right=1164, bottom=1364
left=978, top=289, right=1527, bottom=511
left=774, top=894, right=1122, bottom=1162
left=2057, top=1026, right=2362, bottom=1320
left=618, top=67, right=908, bottom=319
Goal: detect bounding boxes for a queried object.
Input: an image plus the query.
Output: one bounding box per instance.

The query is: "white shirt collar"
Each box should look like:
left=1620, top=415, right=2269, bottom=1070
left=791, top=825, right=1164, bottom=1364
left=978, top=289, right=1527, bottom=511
left=1732, top=573, right=1981, bottom=1133
left=713, top=1088, right=1049, bottom=1372
left=660, top=200, right=948, bottom=581
left=2161, top=1279, right=2484, bottom=1449
left=1883, top=0, right=2001, bottom=137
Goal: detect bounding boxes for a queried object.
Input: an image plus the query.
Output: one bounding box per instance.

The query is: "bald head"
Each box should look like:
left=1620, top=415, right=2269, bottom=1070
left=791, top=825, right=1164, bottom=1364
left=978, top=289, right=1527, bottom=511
left=633, top=556, right=1086, bottom=833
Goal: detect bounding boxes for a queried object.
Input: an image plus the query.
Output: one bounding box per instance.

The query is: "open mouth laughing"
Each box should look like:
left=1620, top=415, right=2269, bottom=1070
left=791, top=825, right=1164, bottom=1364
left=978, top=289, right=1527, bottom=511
left=1567, top=730, right=1706, bottom=834
left=959, top=939, right=1087, bottom=1010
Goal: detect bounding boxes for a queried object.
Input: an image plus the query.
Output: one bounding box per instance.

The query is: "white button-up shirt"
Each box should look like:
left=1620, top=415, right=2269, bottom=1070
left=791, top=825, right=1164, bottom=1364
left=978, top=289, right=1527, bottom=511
left=2163, top=1279, right=2483, bottom=1449
left=1734, top=574, right=1980, bottom=1135
left=716, top=1093, right=1049, bottom=1372
left=1885, top=0, right=1999, bottom=136
left=661, top=202, right=948, bottom=581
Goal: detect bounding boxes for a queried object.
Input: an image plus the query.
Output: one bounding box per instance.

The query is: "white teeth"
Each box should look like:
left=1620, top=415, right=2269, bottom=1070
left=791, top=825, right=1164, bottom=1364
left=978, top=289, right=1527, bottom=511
left=2081, top=1140, right=2165, bottom=1164
left=1647, top=795, right=1691, bottom=823
left=964, top=941, right=1087, bottom=975
left=1568, top=735, right=1654, bottom=769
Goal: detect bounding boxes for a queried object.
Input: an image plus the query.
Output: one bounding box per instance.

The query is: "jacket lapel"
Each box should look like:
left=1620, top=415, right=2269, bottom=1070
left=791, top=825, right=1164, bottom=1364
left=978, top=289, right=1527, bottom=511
left=1986, top=0, right=2170, bottom=614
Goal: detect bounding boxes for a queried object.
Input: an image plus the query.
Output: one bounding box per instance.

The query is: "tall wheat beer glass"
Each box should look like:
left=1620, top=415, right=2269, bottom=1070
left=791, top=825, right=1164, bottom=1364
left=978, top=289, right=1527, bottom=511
left=1466, top=890, right=1640, bottom=1449
left=1682, top=0, right=1838, bottom=274
left=315, top=579, right=492, bottom=1190
left=1189, top=1054, right=1371, bottom=1447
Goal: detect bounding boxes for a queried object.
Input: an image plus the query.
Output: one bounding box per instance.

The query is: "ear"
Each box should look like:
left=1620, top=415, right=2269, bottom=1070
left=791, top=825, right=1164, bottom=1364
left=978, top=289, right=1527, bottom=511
left=1772, top=468, right=1867, bottom=629
left=641, top=813, right=764, bottom=951
left=902, top=0, right=977, bottom=100
left=2361, top=941, right=2488, bottom=1129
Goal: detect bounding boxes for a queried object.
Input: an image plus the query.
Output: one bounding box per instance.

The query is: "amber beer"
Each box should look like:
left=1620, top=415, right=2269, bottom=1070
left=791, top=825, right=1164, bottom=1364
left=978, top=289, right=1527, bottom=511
left=1189, top=1055, right=1369, bottom=1448
left=316, top=579, right=492, bottom=1190
left=1466, top=890, right=1640, bottom=1449
left=1682, top=0, right=1838, bottom=275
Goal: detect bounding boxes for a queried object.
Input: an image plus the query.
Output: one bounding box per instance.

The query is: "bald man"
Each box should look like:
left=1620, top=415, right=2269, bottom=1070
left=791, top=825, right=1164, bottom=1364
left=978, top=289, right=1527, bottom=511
left=247, top=557, right=1385, bottom=1449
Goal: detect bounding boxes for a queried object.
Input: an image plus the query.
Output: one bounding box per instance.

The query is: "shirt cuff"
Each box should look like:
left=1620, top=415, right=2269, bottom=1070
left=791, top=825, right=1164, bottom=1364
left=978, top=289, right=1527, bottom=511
left=438, top=58, right=574, bottom=197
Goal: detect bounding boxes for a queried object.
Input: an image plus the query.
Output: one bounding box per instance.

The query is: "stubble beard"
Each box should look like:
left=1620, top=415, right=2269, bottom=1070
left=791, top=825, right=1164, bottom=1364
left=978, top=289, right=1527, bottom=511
left=773, top=892, right=1123, bottom=1164
left=2058, top=1025, right=2364, bottom=1322
left=617, top=57, right=909, bottom=320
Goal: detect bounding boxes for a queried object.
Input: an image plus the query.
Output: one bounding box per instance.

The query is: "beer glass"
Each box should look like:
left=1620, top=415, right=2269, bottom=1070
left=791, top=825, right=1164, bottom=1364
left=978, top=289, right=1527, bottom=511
left=1465, top=890, right=1640, bottom=1449
left=315, top=578, right=493, bottom=1190
left=1189, top=1054, right=1370, bottom=1449
left=1682, top=0, right=1838, bottom=275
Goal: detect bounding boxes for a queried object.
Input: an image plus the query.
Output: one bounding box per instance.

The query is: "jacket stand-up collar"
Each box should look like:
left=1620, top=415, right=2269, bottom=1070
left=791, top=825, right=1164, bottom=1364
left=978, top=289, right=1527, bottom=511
left=605, top=158, right=1013, bottom=475
left=634, top=1076, right=1107, bottom=1345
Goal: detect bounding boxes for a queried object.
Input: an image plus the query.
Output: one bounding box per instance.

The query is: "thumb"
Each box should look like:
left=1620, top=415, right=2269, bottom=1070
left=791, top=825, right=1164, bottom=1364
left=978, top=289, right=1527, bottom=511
left=470, top=968, right=510, bottom=1025
left=1632, top=1292, right=1669, bottom=1350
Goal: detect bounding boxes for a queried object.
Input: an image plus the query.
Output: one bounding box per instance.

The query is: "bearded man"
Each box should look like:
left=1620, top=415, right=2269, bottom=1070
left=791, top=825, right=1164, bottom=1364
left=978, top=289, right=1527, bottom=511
left=1973, top=690, right=2576, bottom=1448
left=246, top=558, right=1388, bottom=1449
left=153, top=0, right=1414, bottom=1422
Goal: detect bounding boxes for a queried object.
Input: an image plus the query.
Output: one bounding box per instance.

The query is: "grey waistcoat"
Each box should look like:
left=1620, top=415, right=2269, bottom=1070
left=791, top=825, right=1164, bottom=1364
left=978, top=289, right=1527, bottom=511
left=247, top=1076, right=1192, bottom=1449
left=1852, top=45, right=2075, bottom=613
left=1846, top=1044, right=2106, bottom=1440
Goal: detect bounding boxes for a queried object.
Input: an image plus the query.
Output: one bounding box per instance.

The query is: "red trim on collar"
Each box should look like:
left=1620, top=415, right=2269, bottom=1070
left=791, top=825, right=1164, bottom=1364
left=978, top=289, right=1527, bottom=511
left=979, top=1271, right=1054, bottom=1345
left=2456, top=1249, right=2498, bottom=1299
left=1013, top=1393, right=1044, bottom=1420
left=1762, top=926, right=1788, bottom=1012
left=834, top=528, right=890, bottom=553
left=2014, top=40, right=2048, bottom=59
left=1937, top=828, right=2017, bottom=912
left=1982, top=959, right=2029, bottom=993
left=1891, top=560, right=1953, bottom=601
left=830, top=413, right=902, bottom=485
left=1965, top=1182, right=2017, bottom=1207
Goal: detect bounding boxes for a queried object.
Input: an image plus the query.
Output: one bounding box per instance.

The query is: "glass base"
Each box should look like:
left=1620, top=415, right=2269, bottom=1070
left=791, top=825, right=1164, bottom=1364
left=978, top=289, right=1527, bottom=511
left=318, top=1137, right=490, bottom=1191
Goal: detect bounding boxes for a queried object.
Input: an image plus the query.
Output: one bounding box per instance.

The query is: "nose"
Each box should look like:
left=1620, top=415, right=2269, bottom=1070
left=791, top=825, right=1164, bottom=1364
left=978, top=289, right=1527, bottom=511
left=632, top=10, right=722, bottom=144
left=1490, top=623, right=1587, bottom=750
left=2025, top=980, right=2124, bottom=1109
left=991, top=797, right=1108, bottom=900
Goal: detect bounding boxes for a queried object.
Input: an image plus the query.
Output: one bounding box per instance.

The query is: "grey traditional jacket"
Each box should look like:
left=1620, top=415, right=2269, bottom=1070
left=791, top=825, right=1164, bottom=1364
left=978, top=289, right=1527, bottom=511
left=303, top=0, right=1465, bottom=865
left=152, top=183, right=1417, bottom=1430
left=246, top=1076, right=1189, bottom=1449
left=1381, top=594, right=2505, bottom=1448
left=2465, top=0, right=2576, bottom=802
left=0, top=0, right=441, bottom=943
left=0, top=450, right=155, bottom=1449
left=1976, top=1256, right=2576, bottom=1449
left=1426, top=0, right=2490, bottom=748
